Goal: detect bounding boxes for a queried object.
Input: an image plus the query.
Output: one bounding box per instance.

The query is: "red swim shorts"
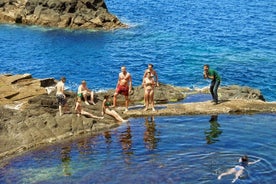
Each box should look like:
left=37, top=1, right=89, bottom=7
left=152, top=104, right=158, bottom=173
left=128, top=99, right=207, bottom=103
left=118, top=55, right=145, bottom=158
left=116, top=85, right=129, bottom=96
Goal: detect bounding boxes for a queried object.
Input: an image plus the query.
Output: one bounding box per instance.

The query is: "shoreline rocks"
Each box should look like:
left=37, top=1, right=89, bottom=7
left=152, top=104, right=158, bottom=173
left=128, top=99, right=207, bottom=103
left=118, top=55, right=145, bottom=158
left=0, top=0, right=128, bottom=30
left=0, top=74, right=275, bottom=161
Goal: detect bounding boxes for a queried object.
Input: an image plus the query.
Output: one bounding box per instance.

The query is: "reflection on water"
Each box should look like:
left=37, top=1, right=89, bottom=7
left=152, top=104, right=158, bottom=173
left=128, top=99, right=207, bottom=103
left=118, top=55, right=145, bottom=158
left=205, top=115, right=223, bottom=144
left=143, top=116, right=160, bottom=150
left=60, top=146, right=71, bottom=176
left=0, top=114, right=275, bottom=184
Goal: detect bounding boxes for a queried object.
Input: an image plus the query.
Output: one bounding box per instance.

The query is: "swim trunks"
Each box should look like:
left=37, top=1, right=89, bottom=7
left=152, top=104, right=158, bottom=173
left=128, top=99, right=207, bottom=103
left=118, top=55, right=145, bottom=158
left=56, top=94, right=67, bottom=106
left=116, top=85, right=129, bottom=96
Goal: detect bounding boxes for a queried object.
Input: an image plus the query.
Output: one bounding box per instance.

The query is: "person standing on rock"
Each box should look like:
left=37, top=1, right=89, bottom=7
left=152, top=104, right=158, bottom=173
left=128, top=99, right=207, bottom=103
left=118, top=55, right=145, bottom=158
left=143, top=70, right=156, bottom=111
left=143, top=64, right=159, bottom=87
left=203, top=64, right=221, bottom=104
left=77, top=80, right=96, bottom=105
left=112, top=66, right=132, bottom=112
left=56, top=77, right=69, bottom=116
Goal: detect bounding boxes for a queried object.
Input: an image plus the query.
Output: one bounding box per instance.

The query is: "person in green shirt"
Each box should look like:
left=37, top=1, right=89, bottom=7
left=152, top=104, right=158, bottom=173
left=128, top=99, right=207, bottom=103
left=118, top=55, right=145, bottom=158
left=203, top=64, right=221, bottom=104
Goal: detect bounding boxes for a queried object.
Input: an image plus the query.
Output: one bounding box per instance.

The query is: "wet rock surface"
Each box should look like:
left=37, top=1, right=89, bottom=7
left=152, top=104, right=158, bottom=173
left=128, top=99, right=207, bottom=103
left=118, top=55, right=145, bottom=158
left=0, top=74, right=275, bottom=160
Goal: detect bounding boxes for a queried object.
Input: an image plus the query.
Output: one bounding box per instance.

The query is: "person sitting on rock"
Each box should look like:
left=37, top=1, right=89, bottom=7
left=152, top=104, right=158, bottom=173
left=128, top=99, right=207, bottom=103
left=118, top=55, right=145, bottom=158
left=77, top=80, right=96, bottom=105
left=75, top=96, right=103, bottom=119
left=218, top=155, right=261, bottom=183
left=102, top=95, right=127, bottom=122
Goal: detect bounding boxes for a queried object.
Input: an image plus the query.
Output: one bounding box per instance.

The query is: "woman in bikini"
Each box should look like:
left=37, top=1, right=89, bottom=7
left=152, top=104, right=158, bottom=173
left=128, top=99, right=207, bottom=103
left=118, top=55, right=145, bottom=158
left=102, top=95, right=126, bottom=122
left=143, top=71, right=155, bottom=111
left=218, top=155, right=261, bottom=183
left=75, top=96, right=104, bottom=119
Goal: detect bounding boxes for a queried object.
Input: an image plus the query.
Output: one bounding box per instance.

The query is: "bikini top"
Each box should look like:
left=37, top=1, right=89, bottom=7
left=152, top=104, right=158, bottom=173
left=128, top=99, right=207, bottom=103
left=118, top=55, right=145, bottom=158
left=105, top=101, right=111, bottom=107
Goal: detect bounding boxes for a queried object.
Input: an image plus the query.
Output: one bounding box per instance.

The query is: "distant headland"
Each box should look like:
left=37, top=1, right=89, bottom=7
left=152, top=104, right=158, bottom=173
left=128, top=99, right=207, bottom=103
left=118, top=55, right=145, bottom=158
left=0, top=74, right=275, bottom=162
left=0, top=0, right=127, bottom=30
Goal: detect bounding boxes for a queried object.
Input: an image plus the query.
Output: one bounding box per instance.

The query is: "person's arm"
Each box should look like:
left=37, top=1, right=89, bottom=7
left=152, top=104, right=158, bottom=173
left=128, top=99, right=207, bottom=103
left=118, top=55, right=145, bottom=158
left=116, top=74, right=120, bottom=88
left=154, top=70, right=159, bottom=86
left=77, top=85, right=82, bottom=94
left=152, top=78, right=155, bottom=88
left=142, top=70, right=147, bottom=85
left=61, top=83, right=66, bottom=97
left=129, top=74, right=132, bottom=91
left=248, top=159, right=261, bottom=165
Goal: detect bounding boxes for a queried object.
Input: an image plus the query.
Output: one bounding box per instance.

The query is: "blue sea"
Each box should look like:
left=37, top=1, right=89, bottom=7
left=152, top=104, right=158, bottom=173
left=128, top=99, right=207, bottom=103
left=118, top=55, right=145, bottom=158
left=0, top=0, right=275, bottom=101
left=0, top=0, right=276, bottom=183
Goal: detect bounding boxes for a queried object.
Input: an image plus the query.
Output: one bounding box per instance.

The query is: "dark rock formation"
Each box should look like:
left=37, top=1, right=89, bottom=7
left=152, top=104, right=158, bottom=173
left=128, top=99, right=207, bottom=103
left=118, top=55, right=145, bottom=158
left=0, top=74, right=275, bottom=161
left=0, top=0, right=127, bottom=30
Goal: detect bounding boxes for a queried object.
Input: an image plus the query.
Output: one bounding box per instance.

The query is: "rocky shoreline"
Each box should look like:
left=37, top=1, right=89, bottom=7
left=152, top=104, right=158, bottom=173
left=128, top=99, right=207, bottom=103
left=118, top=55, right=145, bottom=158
left=0, top=0, right=127, bottom=30
left=1, top=74, right=276, bottom=161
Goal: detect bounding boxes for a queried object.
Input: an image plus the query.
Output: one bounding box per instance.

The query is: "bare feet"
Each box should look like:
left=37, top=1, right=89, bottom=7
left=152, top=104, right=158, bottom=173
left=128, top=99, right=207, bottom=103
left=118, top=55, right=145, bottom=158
left=85, top=101, right=90, bottom=105
left=152, top=108, right=156, bottom=111
left=144, top=108, right=148, bottom=111
left=89, top=101, right=96, bottom=105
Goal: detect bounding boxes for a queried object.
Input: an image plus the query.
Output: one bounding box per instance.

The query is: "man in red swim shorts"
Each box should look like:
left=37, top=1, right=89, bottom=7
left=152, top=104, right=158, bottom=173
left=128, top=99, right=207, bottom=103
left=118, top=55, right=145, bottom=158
left=112, top=66, right=132, bottom=112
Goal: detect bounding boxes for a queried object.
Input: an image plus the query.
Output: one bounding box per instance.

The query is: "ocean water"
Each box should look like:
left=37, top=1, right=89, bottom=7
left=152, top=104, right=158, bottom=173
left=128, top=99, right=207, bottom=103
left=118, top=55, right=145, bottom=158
left=0, top=0, right=275, bottom=101
left=0, top=0, right=276, bottom=183
left=1, top=114, right=276, bottom=183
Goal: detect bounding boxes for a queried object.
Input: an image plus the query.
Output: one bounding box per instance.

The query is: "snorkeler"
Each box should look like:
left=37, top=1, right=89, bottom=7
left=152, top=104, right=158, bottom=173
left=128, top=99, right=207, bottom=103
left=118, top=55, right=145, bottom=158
left=218, top=155, right=261, bottom=183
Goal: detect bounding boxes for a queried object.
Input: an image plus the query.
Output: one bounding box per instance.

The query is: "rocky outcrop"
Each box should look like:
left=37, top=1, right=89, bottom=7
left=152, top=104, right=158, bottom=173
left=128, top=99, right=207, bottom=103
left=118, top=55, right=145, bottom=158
left=0, top=74, right=275, bottom=161
left=0, top=0, right=127, bottom=30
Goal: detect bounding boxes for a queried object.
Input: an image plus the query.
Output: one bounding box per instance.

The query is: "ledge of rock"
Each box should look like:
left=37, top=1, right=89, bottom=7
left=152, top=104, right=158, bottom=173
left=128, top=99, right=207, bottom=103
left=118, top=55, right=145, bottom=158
left=0, top=0, right=127, bottom=30
left=0, top=74, right=275, bottom=161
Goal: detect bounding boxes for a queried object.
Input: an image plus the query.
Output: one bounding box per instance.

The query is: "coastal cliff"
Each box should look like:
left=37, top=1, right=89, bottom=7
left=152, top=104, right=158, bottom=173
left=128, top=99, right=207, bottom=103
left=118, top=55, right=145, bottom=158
left=1, top=74, right=275, bottom=161
left=0, top=0, right=127, bottom=30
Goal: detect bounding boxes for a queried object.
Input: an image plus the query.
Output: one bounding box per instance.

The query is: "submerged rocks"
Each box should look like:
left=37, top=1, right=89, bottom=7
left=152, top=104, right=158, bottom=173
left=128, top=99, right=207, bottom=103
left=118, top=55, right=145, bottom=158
left=0, top=0, right=127, bottom=30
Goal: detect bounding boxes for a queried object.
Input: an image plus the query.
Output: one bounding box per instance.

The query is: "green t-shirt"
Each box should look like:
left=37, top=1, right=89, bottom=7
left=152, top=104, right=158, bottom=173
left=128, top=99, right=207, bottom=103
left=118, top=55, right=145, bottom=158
left=208, top=69, right=221, bottom=81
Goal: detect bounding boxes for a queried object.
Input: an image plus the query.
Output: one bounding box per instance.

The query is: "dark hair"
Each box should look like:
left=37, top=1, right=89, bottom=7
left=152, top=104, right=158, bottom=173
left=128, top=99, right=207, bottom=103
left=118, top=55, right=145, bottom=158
left=61, top=77, right=66, bottom=81
left=148, top=64, right=154, bottom=67
left=204, top=64, right=209, bottom=68
left=241, top=155, right=249, bottom=162
left=104, top=95, right=109, bottom=99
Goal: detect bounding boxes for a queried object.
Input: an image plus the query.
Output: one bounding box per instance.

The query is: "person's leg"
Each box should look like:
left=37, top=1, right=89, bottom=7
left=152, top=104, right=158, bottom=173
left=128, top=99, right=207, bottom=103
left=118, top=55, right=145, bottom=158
left=112, top=92, right=118, bottom=107
left=218, top=168, right=236, bottom=180
left=210, top=80, right=215, bottom=101
left=125, top=95, right=129, bottom=112
left=232, top=170, right=243, bottom=183
left=59, top=105, right=62, bottom=116
left=89, top=91, right=96, bottom=105
left=144, top=90, right=149, bottom=111
left=213, top=80, right=220, bottom=103
left=81, top=110, right=103, bottom=119
left=111, top=110, right=125, bottom=122
left=82, top=92, right=90, bottom=105
left=149, top=90, right=155, bottom=111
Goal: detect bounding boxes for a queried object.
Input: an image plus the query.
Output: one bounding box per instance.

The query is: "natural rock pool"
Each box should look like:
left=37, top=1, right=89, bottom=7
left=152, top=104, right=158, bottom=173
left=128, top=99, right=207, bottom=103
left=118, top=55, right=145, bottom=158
left=1, top=114, right=275, bottom=184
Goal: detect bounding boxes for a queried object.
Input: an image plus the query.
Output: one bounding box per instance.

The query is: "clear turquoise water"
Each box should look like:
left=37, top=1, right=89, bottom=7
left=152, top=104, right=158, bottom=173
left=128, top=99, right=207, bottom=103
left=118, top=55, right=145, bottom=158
left=0, top=0, right=275, bottom=101
left=0, top=114, right=275, bottom=183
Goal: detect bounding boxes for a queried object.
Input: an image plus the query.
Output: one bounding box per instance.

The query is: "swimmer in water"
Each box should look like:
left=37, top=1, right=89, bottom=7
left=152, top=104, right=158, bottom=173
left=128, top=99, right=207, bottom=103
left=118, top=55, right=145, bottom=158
left=218, top=155, right=261, bottom=183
